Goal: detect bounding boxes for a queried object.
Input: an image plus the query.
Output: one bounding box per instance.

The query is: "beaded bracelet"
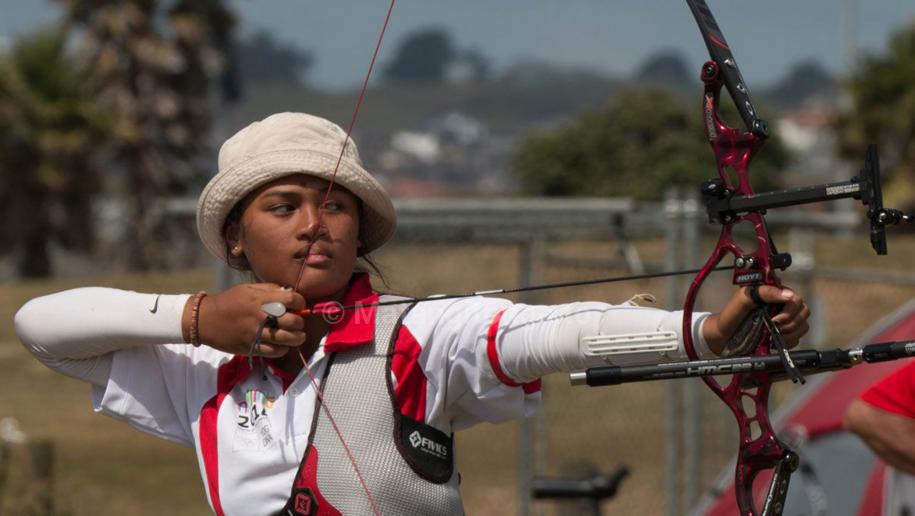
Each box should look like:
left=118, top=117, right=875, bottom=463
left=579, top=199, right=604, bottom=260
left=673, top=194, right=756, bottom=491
left=189, top=291, right=208, bottom=347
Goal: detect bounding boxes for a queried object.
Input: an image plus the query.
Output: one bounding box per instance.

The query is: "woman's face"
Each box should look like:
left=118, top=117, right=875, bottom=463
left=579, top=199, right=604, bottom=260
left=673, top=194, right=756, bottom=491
left=228, top=175, right=362, bottom=302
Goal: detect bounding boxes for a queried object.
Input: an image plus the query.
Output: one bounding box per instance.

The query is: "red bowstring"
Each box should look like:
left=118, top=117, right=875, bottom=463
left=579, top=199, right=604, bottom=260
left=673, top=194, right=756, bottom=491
left=324, top=0, right=397, bottom=199
left=299, top=355, right=381, bottom=516
left=294, top=0, right=396, bottom=293
left=292, top=2, right=396, bottom=515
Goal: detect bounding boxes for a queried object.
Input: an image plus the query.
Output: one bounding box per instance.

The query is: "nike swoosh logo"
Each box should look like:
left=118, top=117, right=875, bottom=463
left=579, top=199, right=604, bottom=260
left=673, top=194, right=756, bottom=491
left=149, top=295, right=161, bottom=313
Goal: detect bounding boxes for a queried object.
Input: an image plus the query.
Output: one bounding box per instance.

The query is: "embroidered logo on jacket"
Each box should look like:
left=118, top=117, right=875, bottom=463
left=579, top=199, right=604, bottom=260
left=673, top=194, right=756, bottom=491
left=233, top=388, right=276, bottom=451
left=292, top=488, right=318, bottom=515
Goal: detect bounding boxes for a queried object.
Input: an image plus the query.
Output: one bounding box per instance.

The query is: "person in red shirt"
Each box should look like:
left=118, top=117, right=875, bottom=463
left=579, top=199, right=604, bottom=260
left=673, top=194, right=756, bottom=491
left=845, top=361, right=915, bottom=514
left=845, top=361, right=915, bottom=474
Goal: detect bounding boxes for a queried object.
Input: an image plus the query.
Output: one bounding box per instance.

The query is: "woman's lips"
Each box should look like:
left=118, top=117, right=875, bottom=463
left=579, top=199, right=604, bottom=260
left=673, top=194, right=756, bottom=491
left=295, top=248, right=331, bottom=265
left=304, top=253, right=330, bottom=265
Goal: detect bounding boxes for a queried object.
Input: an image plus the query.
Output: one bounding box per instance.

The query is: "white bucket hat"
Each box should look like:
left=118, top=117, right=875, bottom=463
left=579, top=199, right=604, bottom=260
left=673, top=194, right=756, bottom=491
left=197, top=112, right=396, bottom=261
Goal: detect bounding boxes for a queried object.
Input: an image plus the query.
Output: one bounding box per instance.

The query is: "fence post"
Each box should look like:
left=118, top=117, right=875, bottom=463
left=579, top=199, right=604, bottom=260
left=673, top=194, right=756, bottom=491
left=518, top=235, right=545, bottom=515
left=28, top=440, right=54, bottom=516
left=0, top=441, right=9, bottom=510
left=664, top=187, right=682, bottom=516
left=683, top=188, right=702, bottom=512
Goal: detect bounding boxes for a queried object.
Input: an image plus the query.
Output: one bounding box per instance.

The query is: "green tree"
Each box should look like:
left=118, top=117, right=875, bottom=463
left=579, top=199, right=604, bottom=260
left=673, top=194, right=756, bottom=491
left=384, top=27, right=456, bottom=84
left=835, top=21, right=915, bottom=209
left=236, top=31, right=314, bottom=86
left=512, top=89, right=788, bottom=200
left=0, top=28, right=113, bottom=277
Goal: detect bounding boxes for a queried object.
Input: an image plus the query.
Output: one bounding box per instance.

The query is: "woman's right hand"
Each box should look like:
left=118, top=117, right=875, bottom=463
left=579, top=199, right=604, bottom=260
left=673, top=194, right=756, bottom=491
left=184, top=283, right=308, bottom=357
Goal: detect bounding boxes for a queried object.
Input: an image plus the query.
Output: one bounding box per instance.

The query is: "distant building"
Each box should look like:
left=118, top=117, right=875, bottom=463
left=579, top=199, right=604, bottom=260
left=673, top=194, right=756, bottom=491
left=775, top=99, right=851, bottom=186
left=375, top=111, right=512, bottom=197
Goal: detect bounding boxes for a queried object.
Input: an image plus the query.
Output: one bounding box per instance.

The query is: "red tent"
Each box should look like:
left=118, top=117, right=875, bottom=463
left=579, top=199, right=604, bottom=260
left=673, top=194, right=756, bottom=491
left=694, top=298, right=915, bottom=516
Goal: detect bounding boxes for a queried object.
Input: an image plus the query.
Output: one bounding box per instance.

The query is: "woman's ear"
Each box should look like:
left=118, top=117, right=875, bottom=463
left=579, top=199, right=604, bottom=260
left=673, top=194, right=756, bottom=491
left=225, top=220, right=244, bottom=257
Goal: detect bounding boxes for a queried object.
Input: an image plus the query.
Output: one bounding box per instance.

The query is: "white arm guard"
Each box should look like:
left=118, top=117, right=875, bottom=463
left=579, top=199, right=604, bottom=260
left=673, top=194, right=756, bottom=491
left=494, top=301, right=713, bottom=383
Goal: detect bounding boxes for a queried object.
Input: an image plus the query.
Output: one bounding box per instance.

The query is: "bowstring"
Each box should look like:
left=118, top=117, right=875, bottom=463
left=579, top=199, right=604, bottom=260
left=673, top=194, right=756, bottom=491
left=300, top=265, right=738, bottom=316
left=299, top=354, right=381, bottom=516
left=289, top=3, right=396, bottom=515
left=293, top=2, right=395, bottom=293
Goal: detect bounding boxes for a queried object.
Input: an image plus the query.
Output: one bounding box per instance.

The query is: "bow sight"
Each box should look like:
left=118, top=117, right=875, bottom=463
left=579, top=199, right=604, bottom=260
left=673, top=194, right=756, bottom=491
left=701, top=143, right=911, bottom=259
left=687, top=0, right=910, bottom=266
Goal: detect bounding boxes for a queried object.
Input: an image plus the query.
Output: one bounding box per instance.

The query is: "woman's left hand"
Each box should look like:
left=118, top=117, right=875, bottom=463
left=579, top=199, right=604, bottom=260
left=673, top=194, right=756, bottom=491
left=703, top=285, right=810, bottom=356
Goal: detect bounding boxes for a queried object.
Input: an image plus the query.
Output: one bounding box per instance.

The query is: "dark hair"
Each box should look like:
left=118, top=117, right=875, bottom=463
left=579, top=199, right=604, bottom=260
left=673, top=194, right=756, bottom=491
left=356, top=253, right=388, bottom=287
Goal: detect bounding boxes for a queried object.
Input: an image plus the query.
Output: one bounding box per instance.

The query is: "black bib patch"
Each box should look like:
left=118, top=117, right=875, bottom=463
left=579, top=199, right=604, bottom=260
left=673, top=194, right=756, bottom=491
left=395, top=414, right=454, bottom=483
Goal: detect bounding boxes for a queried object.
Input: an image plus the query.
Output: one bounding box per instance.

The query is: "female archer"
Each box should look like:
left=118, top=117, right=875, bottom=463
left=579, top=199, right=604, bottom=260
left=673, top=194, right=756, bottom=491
left=14, top=112, right=809, bottom=515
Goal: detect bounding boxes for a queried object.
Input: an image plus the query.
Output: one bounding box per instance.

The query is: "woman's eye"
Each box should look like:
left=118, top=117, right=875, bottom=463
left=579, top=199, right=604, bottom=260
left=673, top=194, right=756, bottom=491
left=270, top=204, right=295, bottom=215
left=322, top=200, right=344, bottom=212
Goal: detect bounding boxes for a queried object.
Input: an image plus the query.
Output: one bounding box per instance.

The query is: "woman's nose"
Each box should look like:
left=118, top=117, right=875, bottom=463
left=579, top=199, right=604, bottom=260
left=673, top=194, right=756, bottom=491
left=296, top=207, right=328, bottom=241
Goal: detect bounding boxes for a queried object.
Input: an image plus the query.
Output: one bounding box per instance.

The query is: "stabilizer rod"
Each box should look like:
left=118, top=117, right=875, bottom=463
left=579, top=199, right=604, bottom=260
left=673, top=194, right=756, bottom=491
left=570, top=340, right=915, bottom=387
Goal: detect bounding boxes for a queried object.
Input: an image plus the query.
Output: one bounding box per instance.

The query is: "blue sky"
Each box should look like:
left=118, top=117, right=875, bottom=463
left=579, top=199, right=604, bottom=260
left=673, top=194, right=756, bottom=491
left=2, top=1, right=913, bottom=89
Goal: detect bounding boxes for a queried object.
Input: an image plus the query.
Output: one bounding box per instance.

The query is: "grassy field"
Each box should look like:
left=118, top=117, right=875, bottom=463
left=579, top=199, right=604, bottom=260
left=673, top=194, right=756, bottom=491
left=1, top=235, right=914, bottom=515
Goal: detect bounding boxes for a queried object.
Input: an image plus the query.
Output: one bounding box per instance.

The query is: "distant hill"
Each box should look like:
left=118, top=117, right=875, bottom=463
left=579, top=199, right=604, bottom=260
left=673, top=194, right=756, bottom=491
left=221, top=55, right=840, bottom=196
left=628, top=50, right=839, bottom=112
left=225, top=63, right=624, bottom=139
left=226, top=49, right=839, bottom=141
left=634, top=50, right=693, bottom=88
left=764, top=60, right=839, bottom=108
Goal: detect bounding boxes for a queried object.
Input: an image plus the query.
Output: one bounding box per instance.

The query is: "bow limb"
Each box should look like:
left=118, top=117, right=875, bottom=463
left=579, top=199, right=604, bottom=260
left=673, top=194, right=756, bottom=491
left=683, top=2, right=797, bottom=514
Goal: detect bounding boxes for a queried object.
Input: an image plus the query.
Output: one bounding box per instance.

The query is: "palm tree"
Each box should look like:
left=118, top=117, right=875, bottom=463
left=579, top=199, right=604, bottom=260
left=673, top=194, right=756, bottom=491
left=56, top=0, right=236, bottom=270
left=0, top=28, right=113, bottom=277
